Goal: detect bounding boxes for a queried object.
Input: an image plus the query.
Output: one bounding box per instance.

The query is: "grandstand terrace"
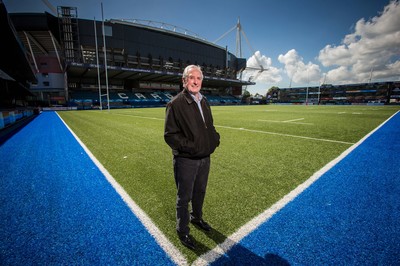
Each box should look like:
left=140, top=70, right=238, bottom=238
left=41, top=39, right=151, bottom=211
left=0, top=1, right=38, bottom=141
left=268, top=81, right=400, bottom=105
left=8, top=6, right=253, bottom=109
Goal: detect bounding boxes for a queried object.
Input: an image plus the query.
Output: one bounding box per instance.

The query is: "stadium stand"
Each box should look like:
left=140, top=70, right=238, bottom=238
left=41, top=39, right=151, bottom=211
left=6, top=6, right=251, bottom=110
left=0, top=1, right=38, bottom=143
left=2, top=2, right=398, bottom=115
left=267, top=81, right=400, bottom=105
left=67, top=90, right=240, bottom=110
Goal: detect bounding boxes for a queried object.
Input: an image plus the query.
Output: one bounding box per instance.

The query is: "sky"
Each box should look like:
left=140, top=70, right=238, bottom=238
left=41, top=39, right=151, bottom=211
left=3, top=0, right=400, bottom=95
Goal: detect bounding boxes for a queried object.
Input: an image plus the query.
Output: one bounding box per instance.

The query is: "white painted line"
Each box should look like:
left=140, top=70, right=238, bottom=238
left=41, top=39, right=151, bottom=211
left=258, top=119, right=314, bottom=125
left=283, top=118, right=304, bottom=123
left=216, top=125, right=353, bottom=145
left=193, top=110, right=399, bottom=266
left=289, top=122, right=314, bottom=125
left=56, top=112, right=188, bottom=266
left=113, top=113, right=165, bottom=121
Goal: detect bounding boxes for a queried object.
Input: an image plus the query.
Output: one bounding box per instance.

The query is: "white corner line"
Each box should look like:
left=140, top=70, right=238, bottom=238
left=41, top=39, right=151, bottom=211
left=193, top=110, right=399, bottom=266
left=55, top=112, right=188, bottom=266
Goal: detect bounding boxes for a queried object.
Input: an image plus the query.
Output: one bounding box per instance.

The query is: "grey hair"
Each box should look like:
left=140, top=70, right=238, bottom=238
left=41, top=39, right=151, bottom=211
left=182, top=65, right=203, bottom=81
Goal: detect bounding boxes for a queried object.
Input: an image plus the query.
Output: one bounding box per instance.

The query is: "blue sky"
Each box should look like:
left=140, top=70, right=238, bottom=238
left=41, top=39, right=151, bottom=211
left=3, top=0, right=399, bottom=94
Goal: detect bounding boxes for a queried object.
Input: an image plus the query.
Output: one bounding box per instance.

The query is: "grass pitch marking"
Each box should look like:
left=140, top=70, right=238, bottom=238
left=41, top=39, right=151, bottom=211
left=56, top=113, right=188, bottom=266
left=283, top=118, right=305, bottom=122
left=113, top=112, right=348, bottom=144
left=258, top=118, right=314, bottom=125
left=216, top=125, right=353, bottom=145
left=193, top=110, right=399, bottom=266
left=338, top=112, right=363, bottom=115
left=113, top=112, right=165, bottom=121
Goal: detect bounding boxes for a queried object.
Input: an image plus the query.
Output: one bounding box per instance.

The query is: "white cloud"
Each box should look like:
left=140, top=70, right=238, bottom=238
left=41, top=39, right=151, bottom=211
left=278, top=49, right=321, bottom=85
left=241, top=1, right=400, bottom=94
left=319, top=0, right=400, bottom=84
left=242, top=51, right=282, bottom=83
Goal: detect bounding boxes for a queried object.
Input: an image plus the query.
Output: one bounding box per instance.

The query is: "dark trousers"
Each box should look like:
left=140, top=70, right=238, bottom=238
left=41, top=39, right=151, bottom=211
left=173, top=156, right=210, bottom=236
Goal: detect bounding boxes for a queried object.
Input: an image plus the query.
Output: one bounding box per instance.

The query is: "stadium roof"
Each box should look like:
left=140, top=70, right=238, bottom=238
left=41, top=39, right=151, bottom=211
left=67, top=62, right=253, bottom=87
left=108, top=19, right=224, bottom=51
left=8, top=9, right=254, bottom=90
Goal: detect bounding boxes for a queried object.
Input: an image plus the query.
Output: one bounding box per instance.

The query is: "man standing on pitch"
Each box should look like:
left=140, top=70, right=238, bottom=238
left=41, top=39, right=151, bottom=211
left=164, top=65, right=220, bottom=250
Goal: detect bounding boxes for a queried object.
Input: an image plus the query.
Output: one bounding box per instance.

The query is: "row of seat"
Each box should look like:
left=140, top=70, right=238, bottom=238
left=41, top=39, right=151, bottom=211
left=68, top=91, right=240, bottom=109
left=0, top=109, right=35, bottom=130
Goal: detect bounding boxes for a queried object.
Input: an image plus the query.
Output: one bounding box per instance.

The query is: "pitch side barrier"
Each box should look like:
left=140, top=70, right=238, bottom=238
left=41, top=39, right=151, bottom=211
left=0, top=108, right=37, bottom=144
left=69, top=91, right=169, bottom=109
left=0, top=109, right=36, bottom=130
left=69, top=90, right=240, bottom=109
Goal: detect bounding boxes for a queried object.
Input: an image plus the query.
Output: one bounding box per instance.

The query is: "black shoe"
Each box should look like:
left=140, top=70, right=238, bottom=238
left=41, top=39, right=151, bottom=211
left=179, top=234, right=196, bottom=250
left=191, top=218, right=212, bottom=231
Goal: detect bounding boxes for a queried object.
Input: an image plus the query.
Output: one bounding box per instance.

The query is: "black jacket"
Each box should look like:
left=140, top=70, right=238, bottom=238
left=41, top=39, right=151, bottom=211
left=164, top=89, right=220, bottom=158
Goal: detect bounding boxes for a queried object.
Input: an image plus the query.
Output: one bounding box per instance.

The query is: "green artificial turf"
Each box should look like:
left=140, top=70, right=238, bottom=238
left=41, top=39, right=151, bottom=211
left=58, top=104, right=399, bottom=262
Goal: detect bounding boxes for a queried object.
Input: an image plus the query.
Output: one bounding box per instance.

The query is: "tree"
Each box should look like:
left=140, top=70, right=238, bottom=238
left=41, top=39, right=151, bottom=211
left=267, top=86, right=279, bottom=94
left=266, top=86, right=280, bottom=103
left=242, top=90, right=251, bottom=98
left=241, top=90, right=251, bottom=103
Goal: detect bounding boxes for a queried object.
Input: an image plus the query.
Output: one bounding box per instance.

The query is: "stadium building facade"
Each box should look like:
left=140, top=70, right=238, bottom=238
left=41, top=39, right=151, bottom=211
left=8, top=6, right=253, bottom=109
left=2, top=3, right=399, bottom=112
left=268, top=81, right=400, bottom=105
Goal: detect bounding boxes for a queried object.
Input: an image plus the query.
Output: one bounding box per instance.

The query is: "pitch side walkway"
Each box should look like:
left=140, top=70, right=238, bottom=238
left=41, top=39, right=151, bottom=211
left=0, top=111, right=175, bottom=265
left=210, top=111, right=400, bottom=265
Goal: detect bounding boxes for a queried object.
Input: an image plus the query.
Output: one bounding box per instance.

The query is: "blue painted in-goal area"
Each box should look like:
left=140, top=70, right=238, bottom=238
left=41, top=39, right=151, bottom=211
left=0, top=112, right=175, bottom=265
left=212, top=112, right=400, bottom=265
